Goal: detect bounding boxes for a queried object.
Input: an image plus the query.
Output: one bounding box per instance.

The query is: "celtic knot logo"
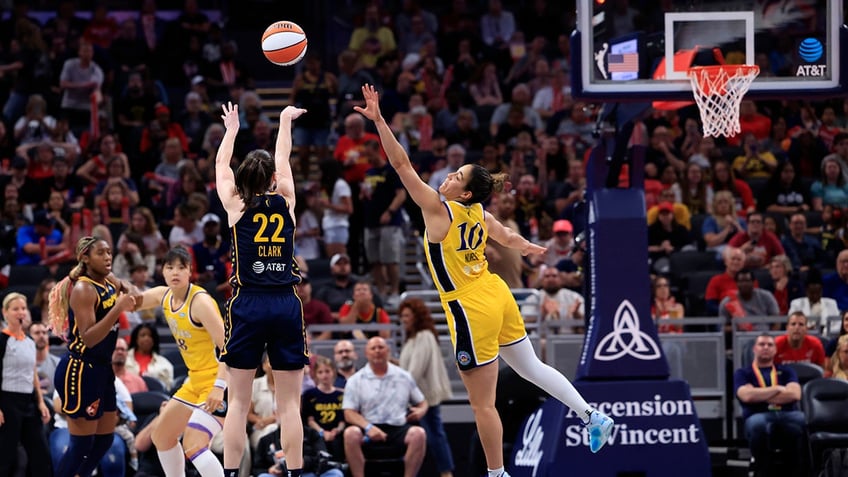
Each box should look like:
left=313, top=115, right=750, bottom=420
left=594, top=300, right=662, bottom=361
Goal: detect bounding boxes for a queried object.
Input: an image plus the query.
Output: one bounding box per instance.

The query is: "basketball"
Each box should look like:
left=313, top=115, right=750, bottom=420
left=261, top=21, right=307, bottom=66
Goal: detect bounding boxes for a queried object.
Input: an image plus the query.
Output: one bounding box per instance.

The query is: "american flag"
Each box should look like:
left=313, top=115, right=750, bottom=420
left=608, top=52, right=638, bottom=73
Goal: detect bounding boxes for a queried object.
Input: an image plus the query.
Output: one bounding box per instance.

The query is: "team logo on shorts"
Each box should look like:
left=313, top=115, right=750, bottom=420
left=457, top=351, right=472, bottom=366
left=86, top=399, right=101, bottom=417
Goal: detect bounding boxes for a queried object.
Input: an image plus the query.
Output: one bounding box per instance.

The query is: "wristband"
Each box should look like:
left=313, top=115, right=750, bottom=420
left=364, top=423, right=373, bottom=433
left=319, top=430, right=324, bottom=438
left=213, top=379, right=227, bottom=390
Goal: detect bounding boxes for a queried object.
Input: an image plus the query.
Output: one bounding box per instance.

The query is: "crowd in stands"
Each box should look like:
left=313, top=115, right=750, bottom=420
left=1, top=0, right=848, bottom=475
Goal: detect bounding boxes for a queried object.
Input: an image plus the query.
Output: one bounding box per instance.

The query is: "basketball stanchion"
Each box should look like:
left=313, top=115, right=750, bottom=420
left=687, top=65, right=760, bottom=138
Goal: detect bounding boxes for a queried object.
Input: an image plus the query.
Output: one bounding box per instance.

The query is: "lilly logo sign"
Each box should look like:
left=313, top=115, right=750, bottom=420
left=513, top=408, right=545, bottom=477
left=594, top=300, right=662, bottom=362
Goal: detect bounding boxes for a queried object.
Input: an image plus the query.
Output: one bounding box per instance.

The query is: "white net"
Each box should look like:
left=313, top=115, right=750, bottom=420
left=687, top=65, right=760, bottom=138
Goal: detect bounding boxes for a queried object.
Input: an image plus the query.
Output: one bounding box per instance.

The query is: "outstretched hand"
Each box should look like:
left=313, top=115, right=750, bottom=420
left=353, top=84, right=383, bottom=122
left=220, top=102, right=239, bottom=131
left=281, top=105, right=307, bottom=121
left=522, top=243, right=547, bottom=256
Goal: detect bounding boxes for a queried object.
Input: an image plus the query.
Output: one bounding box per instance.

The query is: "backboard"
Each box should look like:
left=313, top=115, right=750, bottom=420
left=572, top=0, right=846, bottom=101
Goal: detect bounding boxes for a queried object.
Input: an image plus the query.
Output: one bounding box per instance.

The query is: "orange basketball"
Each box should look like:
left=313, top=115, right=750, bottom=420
left=261, top=21, right=307, bottom=66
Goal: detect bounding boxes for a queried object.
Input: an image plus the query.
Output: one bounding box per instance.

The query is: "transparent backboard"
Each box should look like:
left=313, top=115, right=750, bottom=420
left=572, top=0, right=846, bottom=100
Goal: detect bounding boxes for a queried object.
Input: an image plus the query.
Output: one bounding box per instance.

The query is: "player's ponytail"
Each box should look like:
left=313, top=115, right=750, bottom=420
left=48, top=236, right=98, bottom=336
left=463, top=165, right=510, bottom=205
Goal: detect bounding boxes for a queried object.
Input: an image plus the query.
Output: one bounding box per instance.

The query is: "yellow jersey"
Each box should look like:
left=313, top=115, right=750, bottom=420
left=424, top=201, right=491, bottom=295
left=162, top=284, right=220, bottom=373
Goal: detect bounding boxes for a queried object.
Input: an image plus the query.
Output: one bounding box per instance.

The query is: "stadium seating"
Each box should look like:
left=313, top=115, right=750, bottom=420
left=802, top=378, right=848, bottom=470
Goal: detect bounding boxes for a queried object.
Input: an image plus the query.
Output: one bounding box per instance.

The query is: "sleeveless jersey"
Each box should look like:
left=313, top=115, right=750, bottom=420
left=424, top=201, right=490, bottom=294
left=162, top=284, right=219, bottom=373
left=229, top=194, right=302, bottom=288
left=67, top=276, right=119, bottom=364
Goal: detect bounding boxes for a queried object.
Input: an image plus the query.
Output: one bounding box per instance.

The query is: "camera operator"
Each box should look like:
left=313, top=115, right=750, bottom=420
left=255, top=426, right=346, bottom=477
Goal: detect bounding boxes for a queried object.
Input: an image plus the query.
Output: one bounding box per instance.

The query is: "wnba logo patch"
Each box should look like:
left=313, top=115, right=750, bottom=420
left=457, top=351, right=472, bottom=366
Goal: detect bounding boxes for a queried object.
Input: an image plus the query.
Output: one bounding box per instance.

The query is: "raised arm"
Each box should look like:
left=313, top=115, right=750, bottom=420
left=484, top=210, right=546, bottom=256
left=354, top=84, right=443, bottom=219
left=215, top=102, right=242, bottom=224
left=273, top=106, right=307, bottom=209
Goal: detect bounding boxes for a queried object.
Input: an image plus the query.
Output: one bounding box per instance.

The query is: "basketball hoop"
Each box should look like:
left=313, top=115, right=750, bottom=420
left=687, top=65, right=760, bottom=138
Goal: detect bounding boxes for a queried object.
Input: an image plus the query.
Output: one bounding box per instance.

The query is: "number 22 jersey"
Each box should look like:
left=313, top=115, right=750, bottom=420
left=229, top=193, right=302, bottom=288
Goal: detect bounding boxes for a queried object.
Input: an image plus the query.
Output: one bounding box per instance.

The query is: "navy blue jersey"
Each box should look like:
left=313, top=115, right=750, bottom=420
left=229, top=194, right=302, bottom=288
left=301, top=387, right=345, bottom=430
left=66, top=276, right=119, bottom=364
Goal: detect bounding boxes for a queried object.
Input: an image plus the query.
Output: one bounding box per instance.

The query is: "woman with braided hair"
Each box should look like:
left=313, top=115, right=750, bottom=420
left=48, top=235, right=142, bottom=477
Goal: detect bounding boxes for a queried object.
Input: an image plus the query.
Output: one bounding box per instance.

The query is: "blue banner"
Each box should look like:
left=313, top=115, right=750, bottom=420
left=509, top=380, right=711, bottom=477
left=576, top=143, right=669, bottom=380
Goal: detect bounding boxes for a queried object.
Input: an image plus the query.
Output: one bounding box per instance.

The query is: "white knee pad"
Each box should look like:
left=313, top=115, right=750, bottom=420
left=188, top=407, right=224, bottom=439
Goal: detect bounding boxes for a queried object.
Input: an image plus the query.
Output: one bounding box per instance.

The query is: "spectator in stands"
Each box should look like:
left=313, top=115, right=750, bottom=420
left=702, top=191, right=746, bottom=257
left=732, top=133, right=777, bottom=180
left=480, top=0, right=516, bottom=54
left=317, top=159, right=352, bottom=258
left=719, top=269, right=779, bottom=331
left=298, top=276, right=333, bottom=341
left=315, top=253, right=358, bottom=316
left=15, top=209, right=65, bottom=265
left=728, top=100, right=772, bottom=147
left=302, top=355, right=346, bottom=461
left=338, top=281, right=391, bottom=340
left=178, top=91, right=213, bottom=155
left=728, top=211, right=785, bottom=269
left=651, top=275, right=684, bottom=333
left=825, top=311, right=848, bottom=356
left=13, top=95, right=56, bottom=147
left=348, top=4, right=397, bottom=69
left=334, top=113, right=381, bottom=185
left=733, top=333, right=804, bottom=475
left=342, top=336, right=427, bottom=477
left=333, top=340, right=359, bottom=388
left=125, top=322, right=174, bottom=390
left=823, top=249, right=848, bottom=311
left=533, top=219, right=574, bottom=268
left=29, top=321, right=58, bottom=396
left=192, top=213, right=228, bottom=286
left=713, top=162, right=753, bottom=219
left=112, top=231, right=156, bottom=282
left=556, top=233, right=586, bottom=292
left=767, top=254, right=802, bottom=315
left=789, top=268, right=839, bottom=335
left=648, top=201, right=693, bottom=273
left=429, top=144, right=467, bottom=196
left=774, top=312, right=827, bottom=367
left=812, top=156, right=848, bottom=211
left=291, top=55, right=337, bottom=170
left=705, top=246, right=747, bottom=315
left=29, top=277, right=55, bottom=324
left=823, top=133, right=848, bottom=182
left=118, top=207, right=168, bottom=260
left=529, top=266, right=585, bottom=334
left=1, top=155, right=38, bottom=206
left=113, top=335, right=148, bottom=394
left=398, top=298, right=454, bottom=477
left=489, top=83, right=544, bottom=139
left=78, top=133, right=131, bottom=191
left=782, top=212, right=827, bottom=271
left=168, top=201, right=203, bottom=248
left=644, top=126, right=685, bottom=179
left=59, top=39, right=103, bottom=135
left=758, top=161, right=810, bottom=216
left=677, top=162, right=714, bottom=216
left=825, top=335, right=848, bottom=379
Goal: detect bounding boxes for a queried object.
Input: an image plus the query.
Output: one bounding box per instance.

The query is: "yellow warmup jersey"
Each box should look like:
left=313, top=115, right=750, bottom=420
left=162, top=284, right=219, bottom=373
left=424, top=201, right=491, bottom=294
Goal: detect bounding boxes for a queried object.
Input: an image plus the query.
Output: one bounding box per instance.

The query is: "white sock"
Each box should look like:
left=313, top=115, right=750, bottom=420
left=190, top=447, right=224, bottom=477
left=157, top=443, right=187, bottom=477
left=488, top=467, right=505, bottom=477
left=500, top=338, right=593, bottom=424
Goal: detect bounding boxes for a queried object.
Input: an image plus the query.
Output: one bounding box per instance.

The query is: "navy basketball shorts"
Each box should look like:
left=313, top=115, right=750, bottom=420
left=54, top=354, right=117, bottom=420
left=221, top=287, right=309, bottom=371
